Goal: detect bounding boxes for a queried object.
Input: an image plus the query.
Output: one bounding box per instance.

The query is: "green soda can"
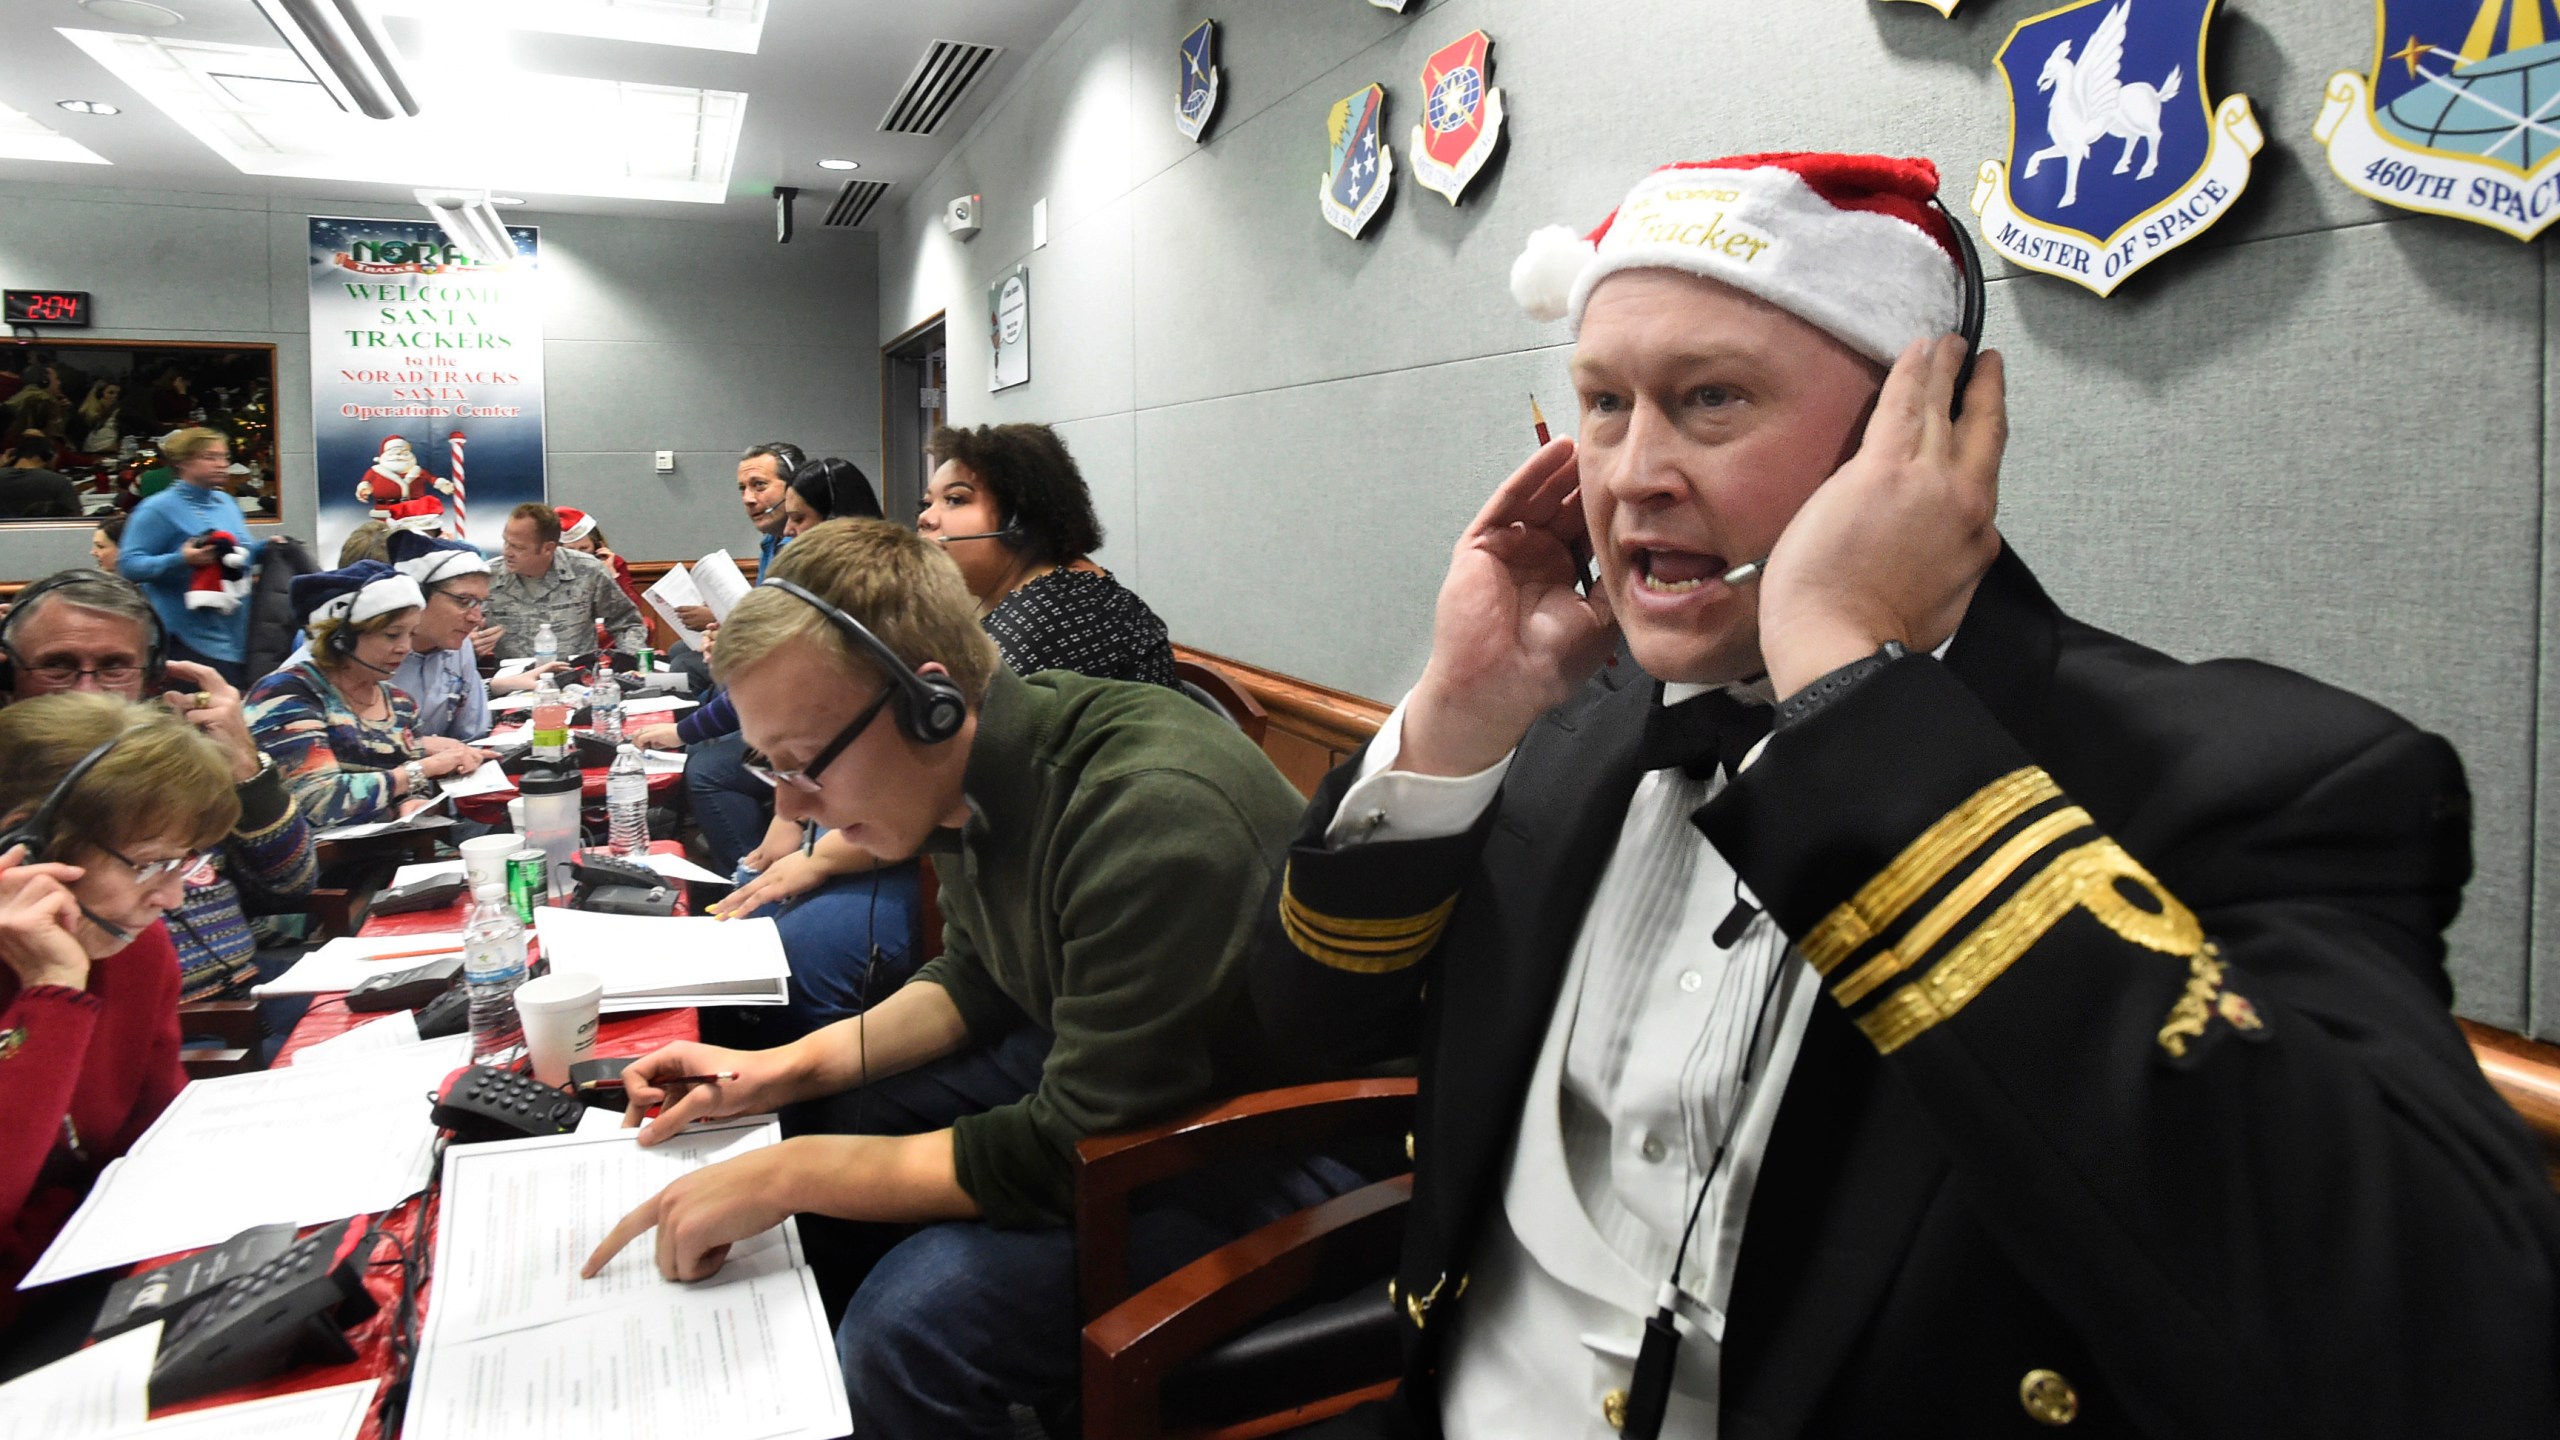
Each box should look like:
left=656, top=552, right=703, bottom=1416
left=506, top=849, right=546, bottom=924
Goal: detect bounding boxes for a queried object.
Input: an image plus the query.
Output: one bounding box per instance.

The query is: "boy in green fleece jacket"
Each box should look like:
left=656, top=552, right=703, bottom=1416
left=586, top=518, right=1333, bottom=1436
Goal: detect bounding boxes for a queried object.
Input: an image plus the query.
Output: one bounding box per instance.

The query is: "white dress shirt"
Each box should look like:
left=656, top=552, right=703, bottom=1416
left=1327, top=689, right=1816, bottom=1439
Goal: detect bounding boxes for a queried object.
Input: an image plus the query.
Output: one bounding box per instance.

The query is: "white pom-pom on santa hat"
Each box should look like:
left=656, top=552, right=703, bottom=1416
left=1509, top=224, right=1598, bottom=323
left=1509, top=153, right=1966, bottom=363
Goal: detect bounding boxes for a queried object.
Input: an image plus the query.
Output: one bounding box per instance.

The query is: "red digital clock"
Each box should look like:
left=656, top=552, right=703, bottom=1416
left=4, top=290, right=92, bottom=327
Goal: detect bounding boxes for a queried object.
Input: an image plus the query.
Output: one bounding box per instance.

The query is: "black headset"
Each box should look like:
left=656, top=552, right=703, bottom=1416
left=761, top=578, right=967, bottom=744
left=0, top=570, right=167, bottom=694
left=0, top=733, right=124, bottom=862
left=1926, top=192, right=1988, bottom=418
left=746, top=442, right=809, bottom=522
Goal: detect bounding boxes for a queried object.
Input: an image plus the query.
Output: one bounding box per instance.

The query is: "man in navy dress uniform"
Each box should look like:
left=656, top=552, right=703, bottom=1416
left=1258, top=152, right=2560, bottom=1437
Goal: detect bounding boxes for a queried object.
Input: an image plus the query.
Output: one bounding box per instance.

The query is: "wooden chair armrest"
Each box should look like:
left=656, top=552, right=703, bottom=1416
left=177, top=999, right=264, bottom=1050
left=2462, top=1019, right=2560, bottom=1189
left=1083, top=1175, right=1411, bottom=1440
left=1077, top=1078, right=1415, bottom=1319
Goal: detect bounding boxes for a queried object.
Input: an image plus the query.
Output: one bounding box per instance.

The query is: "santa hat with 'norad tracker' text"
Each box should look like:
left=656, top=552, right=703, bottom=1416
left=1509, top=152, right=1965, bottom=363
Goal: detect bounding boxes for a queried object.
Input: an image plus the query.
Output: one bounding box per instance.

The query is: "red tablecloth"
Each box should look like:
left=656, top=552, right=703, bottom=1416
left=145, top=846, right=703, bottom=1435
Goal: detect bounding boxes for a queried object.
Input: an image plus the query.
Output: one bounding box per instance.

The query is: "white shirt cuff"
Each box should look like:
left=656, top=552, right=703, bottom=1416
left=1323, top=696, right=1513, bottom=848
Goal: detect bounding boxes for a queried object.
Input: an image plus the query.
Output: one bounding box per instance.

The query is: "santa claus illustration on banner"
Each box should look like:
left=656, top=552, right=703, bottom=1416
left=353, top=435, right=455, bottom=521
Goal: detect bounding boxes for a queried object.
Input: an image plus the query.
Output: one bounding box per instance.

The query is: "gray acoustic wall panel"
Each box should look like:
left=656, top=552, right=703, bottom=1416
left=877, top=0, right=2549, bottom=1036
left=0, top=182, right=879, bottom=577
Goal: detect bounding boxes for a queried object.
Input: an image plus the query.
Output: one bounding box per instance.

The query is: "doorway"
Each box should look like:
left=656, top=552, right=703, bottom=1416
left=880, top=314, right=946, bottom=527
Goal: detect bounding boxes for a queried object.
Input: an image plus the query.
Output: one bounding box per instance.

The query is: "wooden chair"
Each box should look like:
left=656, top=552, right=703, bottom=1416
left=176, top=999, right=263, bottom=1079
left=1172, top=659, right=1269, bottom=747
left=2462, top=1019, right=2560, bottom=1192
left=1078, top=1078, right=1416, bottom=1440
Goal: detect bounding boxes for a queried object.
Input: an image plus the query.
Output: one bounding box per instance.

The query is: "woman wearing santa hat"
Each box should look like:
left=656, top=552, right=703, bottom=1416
left=243, top=561, right=479, bottom=829
left=556, top=507, right=647, bottom=620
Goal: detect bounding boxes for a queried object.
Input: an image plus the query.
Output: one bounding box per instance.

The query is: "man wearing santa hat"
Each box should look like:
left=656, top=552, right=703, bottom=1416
left=1259, top=154, right=2559, bottom=1437
left=353, top=435, right=452, bottom=519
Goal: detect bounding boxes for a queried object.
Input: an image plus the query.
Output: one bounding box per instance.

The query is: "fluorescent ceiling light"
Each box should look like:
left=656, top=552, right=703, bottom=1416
left=59, top=27, right=745, bottom=204
left=417, top=189, right=517, bottom=264
left=817, top=158, right=858, bottom=171
left=489, top=194, right=525, bottom=206
left=0, top=103, right=111, bottom=164
left=55, top=100, right=123, bottom=115
left=374, top=0, right=767, bottom=54
left=251, top=0, right=418, bottom=118
left=80, top=1, right=184, bottom=26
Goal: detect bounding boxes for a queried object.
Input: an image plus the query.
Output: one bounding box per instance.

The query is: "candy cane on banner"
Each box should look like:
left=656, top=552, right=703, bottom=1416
left=446, top=431, right=467, bottom=537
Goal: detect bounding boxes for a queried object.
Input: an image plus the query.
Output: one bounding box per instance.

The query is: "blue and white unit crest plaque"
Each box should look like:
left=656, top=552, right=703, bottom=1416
left=1320, top=84, right=1393, bottom=238
left=2316, top=0, right=2560, bottom=239
left=1971, top=0, right=2261, bottom=295
left=1176, top=20, right=1219, bottom=144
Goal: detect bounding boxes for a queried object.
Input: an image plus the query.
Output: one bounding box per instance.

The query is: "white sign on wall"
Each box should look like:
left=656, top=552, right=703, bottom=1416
left=988, top=265, right=1030, bottom=392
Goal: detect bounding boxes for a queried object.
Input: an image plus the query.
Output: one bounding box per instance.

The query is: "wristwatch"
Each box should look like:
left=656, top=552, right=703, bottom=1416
left=404, top=759, right=429, bottom=795
left=1773, top=641, right=1910, bottom=732
left=236, top=751, right=275, bottom=787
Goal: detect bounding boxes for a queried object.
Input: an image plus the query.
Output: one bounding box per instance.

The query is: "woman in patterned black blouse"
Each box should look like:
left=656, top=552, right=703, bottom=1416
left=915, top=423, right=1177, bottom=687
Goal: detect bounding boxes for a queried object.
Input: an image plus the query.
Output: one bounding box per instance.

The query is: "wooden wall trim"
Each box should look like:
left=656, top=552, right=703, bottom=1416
left=1171, top=644, right=1387, bottom=753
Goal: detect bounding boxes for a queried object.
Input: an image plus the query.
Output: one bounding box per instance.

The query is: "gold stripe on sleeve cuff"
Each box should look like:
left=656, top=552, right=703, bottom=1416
left=1829, top=805, right=2096, bottom=1008
left=1854, top=836, right=2205, bottom=1054
left=1801, top=767, right=2062, bottom=976
left=1278, top=864, right=1457, bottom=975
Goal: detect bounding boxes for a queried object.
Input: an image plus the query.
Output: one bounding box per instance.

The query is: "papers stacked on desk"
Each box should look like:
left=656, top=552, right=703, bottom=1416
left=532, top=908, right=791, bottom=1010
left=404, top=1120, right=849, bottom=1440
left=20, top=1040, right=467, bottom=1286
left=0, top=1324, right=376, bottom=1440
left=250, top=931, right=468, bottom=997
left=310, top=793, right=454, bottom=843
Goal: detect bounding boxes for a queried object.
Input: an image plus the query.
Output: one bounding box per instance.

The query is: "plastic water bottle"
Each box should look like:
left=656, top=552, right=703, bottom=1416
left=530, top=671, right=569, bottom=762
left=462, top=882, right=527, bottom=1065
left=606, top=743, right=650, bottom=856
left=532, top=621, right=557, bottom=670
left=590, top=668, right=623, bottom=745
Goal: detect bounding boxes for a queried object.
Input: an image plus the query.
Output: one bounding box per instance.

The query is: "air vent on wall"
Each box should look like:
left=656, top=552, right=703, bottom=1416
left=879, top=40, right=1000, bottom=136
left=823, top=179, right=892, bottom=228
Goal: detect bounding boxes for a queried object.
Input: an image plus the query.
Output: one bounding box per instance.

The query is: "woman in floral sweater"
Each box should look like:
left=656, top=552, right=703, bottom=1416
left=244, top=562, right=479, bottom=829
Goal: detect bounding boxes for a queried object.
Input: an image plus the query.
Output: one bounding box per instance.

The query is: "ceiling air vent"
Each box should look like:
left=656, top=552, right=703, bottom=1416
left=879, top=40, right=1001, bottom=136
left=823, top=179, right=892, bottom=228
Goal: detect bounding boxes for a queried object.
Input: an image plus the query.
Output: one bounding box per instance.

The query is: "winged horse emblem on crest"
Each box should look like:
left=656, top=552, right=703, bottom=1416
left=2021, top=0, right=2184, bottom=206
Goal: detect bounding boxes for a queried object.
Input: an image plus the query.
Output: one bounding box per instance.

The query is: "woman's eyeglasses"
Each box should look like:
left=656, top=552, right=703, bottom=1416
left=741, top=685, right=894, bottom=793
left=96, top=842, right=205, bottom=883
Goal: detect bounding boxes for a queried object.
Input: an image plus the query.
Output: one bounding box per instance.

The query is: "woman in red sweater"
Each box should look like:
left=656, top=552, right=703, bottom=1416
left=0, top=692, right=241, bottom=1352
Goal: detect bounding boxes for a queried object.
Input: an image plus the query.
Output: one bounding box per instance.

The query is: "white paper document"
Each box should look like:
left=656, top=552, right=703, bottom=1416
left=404, top=1121, right=849, bottom=1440
left=312, top=795, right=452, bottom=842
left=642, top=564, right=709, bottom=652
left=616, top=695, right=697, bottom=717
left=0, top=1319, right=157, bottom=1440
left=252, top=931, right=467, bottom=997
left=690, top=549, right=752, bottom=621
left=439, top=760, right=515, bottom=799
left=640, top=749, right=688, bottom=775
left=293, top=1010, right=424, bottom=1065
left=496, top=656, right=539, bottom=676
left=114, top=1381, right=378, bottom=1440
left=532, top=908, right=789, bottom=1009
left=22, top=1041, right=466, bottom=1286
left=390, top=859, right=467, bottom=888
left=486, top=693, right=538, bottom=716
left=640, top=852, right=730, bottom=885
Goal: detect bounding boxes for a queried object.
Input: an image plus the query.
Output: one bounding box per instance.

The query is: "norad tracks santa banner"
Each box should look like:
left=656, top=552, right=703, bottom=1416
left=307, top=216, right=544, bottom=564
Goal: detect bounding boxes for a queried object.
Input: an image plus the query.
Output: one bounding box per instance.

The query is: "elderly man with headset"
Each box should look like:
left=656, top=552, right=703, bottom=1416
left=0, top=570, right=314, bottom=1007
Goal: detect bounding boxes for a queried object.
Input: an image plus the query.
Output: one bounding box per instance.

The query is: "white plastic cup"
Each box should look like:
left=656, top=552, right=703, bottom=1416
left=459, top=833, right=521, bottom=892
left=515, top=971, right=604, bottom=1087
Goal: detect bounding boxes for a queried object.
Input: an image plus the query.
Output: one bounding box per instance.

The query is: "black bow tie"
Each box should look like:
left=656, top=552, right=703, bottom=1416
left=1634, top=687, right=1773, bottom=781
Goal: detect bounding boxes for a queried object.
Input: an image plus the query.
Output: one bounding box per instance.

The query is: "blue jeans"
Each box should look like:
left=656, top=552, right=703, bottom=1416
left=789, top=1028, right=1360, bottom=1439
left=701, top=861, right=920, bottom=1048
left=684, top=733, right=772, bottom=873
